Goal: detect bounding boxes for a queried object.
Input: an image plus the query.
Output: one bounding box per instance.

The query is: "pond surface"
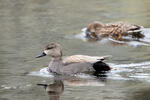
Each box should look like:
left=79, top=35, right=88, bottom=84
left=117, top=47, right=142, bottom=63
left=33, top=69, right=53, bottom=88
left=1, top=0, right=150, bottom=100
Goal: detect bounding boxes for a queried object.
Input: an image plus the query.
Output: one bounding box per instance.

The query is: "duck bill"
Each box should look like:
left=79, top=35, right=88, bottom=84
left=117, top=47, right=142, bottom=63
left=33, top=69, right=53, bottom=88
left=36, top=52, right=46, bottom=58
left=85, top=29, right=91, bottom=35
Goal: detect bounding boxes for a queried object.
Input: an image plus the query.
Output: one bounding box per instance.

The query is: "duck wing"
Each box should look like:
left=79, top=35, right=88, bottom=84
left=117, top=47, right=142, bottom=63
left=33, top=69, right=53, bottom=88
left=105, top=22, right=143, bottom=34
left=63, top=55, right=111, bottom=65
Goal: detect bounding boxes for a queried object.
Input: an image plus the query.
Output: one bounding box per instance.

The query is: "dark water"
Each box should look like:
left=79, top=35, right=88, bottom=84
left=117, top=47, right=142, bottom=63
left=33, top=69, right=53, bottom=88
left=1, top=0, right=150, bottom=100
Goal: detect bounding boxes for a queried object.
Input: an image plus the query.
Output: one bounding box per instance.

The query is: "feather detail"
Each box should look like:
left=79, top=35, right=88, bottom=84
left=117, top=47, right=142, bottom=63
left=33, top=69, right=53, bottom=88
left=63, top=55, right=112, bottom=65
left=86, top=21, right=144, bottom=39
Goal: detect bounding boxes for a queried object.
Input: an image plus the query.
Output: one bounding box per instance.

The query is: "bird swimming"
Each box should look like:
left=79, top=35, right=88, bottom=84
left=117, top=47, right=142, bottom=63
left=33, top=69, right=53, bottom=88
left=36, top=42, right=112, bottom=75
left=85, top=21, right=144, bottom=41
left=37, top=79, right=64, bottom=100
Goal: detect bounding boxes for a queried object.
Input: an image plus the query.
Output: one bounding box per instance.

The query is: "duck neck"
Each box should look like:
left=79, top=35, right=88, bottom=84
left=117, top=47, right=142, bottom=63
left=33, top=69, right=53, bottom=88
left=49, top=56, right=63, bottom=74
left=51, top=56, right=62, bottom=61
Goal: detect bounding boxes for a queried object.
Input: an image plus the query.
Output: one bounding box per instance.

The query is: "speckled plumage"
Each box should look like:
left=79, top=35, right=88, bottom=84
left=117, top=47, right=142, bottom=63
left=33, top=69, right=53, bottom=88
left=86, top=21, right=144, bottom=40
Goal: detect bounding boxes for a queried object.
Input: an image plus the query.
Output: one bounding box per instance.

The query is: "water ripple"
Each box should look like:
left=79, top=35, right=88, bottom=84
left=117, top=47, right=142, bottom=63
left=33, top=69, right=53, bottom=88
left=29, top=61, right=150, bottom=82
left=28, top=67, right=53, bottom=78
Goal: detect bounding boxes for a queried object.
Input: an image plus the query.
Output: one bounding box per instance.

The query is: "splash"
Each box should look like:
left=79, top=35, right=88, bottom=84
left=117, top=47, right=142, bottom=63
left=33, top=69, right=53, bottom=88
left=75, top=28, right=88, bottom=41
left=130, top=73, right=150, bottom=82
left=29, top=61, right=150, bottom=82
left=109, top=61, right=150, bottom=82
left=110, top=61, right=150, bottom=68
left=28, top=67, right=54, bottom=78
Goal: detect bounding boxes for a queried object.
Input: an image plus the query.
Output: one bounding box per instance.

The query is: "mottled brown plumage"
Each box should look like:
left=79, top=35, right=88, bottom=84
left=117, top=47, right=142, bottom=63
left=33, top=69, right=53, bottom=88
left=86, top=21, right=144, bottom=40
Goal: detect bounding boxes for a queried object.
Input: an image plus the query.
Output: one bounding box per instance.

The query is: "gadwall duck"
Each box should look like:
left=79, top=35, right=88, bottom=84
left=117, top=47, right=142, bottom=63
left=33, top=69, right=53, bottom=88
left=37, top=79, right=64, bottom=100
left=36, top=42, right=112, bottom=75
left=86, top=21, right=144, bottom=41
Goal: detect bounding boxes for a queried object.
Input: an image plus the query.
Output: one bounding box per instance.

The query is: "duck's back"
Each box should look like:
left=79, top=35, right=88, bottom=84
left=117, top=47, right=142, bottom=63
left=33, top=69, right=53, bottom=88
left=100, top=22, right=142, bottom=35
left=62, top=61, right=111, bottom=75
left=61, top=62, right=94, bottom=75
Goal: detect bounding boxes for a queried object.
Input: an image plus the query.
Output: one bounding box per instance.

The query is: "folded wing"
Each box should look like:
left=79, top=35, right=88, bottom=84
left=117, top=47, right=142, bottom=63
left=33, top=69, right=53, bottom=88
left=63, top=55, right=111, bottom=65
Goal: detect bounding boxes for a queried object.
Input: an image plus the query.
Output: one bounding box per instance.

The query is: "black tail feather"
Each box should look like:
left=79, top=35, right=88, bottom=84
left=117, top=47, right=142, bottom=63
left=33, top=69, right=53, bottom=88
left=37, top=84, right=47, bottom=89
left=93, top=61, right=111, bottom=72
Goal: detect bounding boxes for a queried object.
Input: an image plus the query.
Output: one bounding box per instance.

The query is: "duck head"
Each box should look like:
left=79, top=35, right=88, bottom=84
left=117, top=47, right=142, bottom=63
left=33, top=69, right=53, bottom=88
left=85, top=21, right=103, bottom=39
left=86, top=21, right=103, bottom=34
left=36, top=42, right=62, bottom=58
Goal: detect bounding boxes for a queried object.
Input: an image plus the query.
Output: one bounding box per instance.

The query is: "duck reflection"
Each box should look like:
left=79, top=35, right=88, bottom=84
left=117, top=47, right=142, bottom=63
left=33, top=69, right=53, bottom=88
left=93, top=71, right=108, bottom=82
left=65, top=71, right=108, bottom=86
left=37, top=72, right=108, bottom=100
left=37, top=79, right=64, bottom=100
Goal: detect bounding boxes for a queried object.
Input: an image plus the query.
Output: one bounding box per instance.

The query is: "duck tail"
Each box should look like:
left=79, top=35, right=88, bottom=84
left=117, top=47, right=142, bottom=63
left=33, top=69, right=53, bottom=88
left=98, top=55, right=112, bottom=61
left=93, top=61, right=111, bottom=72
left=127, top=25, right=145, bottom=38
left=37, top=84, right=47, bottom=89
left=128, top=30, right=145, bottom=38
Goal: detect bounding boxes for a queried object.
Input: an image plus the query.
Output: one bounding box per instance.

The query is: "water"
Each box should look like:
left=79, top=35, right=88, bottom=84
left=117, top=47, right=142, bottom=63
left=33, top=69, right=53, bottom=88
left=1, top=0, right=150, bottom=100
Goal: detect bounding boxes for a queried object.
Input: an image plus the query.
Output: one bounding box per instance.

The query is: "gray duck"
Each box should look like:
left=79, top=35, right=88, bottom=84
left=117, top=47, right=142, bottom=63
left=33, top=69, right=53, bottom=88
left=36, top=42, right=112, bottom=75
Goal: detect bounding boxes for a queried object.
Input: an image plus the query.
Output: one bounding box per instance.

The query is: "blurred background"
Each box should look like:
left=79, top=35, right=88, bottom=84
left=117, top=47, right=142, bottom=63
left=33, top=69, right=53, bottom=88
left=1, top=0, right=150, bottom=100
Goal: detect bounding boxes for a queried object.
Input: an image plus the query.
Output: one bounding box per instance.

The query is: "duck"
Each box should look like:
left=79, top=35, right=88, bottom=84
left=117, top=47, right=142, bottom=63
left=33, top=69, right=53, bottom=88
left=85, top=21, right=144, bottom=41
left=36, top=42, right=112, bottom=75
left=37, top=80, right=64, bottom=95
left=37, top=79, right=64, bottom=100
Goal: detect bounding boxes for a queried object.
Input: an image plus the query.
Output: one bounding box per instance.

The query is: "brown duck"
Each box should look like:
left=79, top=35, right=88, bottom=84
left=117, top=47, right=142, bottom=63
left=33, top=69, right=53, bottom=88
left=36, top=42, right=112, bottom=75
left=85, top=21, right=144, bottom=40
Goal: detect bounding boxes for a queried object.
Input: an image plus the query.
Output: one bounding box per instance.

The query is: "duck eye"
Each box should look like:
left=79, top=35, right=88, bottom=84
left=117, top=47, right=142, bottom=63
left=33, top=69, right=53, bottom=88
left=47, top=47, right=54, bottom=50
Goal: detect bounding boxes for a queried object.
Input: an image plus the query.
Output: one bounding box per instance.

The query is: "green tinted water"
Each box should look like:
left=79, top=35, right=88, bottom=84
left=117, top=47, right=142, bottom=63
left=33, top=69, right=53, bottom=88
left=1, top=0, right=150, bottom=100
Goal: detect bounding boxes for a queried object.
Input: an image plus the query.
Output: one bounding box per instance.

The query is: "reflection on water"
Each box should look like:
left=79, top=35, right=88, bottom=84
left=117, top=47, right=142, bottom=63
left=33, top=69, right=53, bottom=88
left=37, top=78, right=64, bottom=100
left=1, top=0, right=150, bottom=100
left=37, top=75, right=107, bottom=100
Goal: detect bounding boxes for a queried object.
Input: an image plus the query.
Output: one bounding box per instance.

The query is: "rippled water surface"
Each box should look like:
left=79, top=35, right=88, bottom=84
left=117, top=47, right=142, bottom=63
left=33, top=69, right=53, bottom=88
left=1, top=0, right=150, bottom=100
